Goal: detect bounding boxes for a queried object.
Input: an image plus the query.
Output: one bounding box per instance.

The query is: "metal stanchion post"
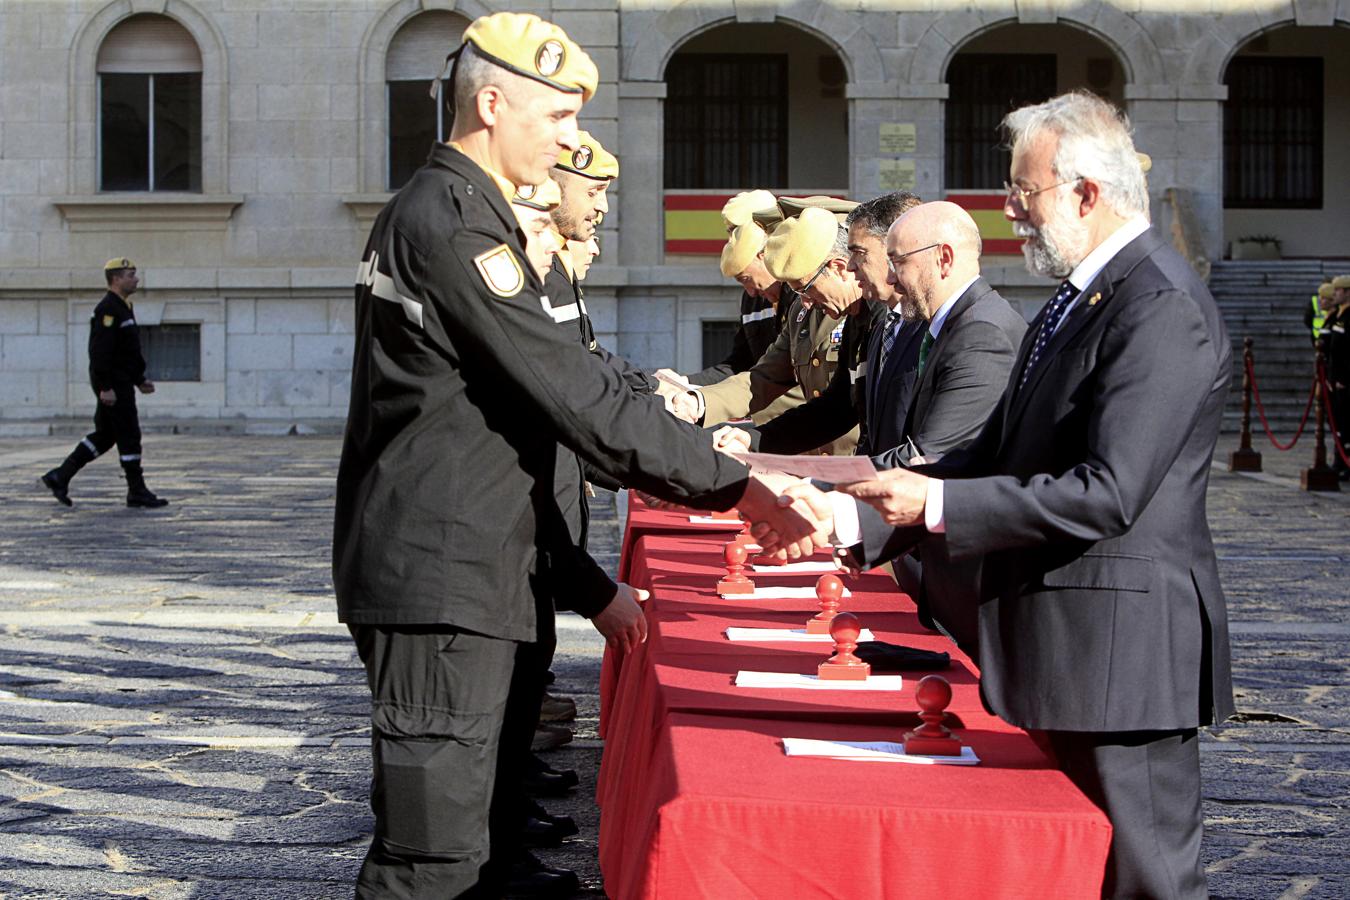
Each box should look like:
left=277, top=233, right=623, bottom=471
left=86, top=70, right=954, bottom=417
left=1300, top=338, right=1340, bottom=492
left=1229, top=337, right=1263, bottom=472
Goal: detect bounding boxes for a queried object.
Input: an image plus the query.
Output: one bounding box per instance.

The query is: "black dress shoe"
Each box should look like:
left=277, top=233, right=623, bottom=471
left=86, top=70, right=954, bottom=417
left=506, top=852, right=580, bottom=898
left=523, top=762, right=578, bottom=796
left=521, top=813, right=580, bottom=848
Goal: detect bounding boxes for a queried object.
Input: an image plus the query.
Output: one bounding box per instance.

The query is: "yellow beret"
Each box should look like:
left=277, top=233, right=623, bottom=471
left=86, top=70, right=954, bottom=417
left=763, top=207, right=839, bottom=283
left=721, top=190, right=778, bottom=232
left=777, top=195, right=859, bottom=224
left=554, top=130, right=618, bottom=180
left=513, top=179, right=562, bottom=211
left=720, top=223, right=767, bottom=278
left=1318, top=283, right=1334, bottom=299
left=1136, top=152, right=1152, bottom=174
left=103, top=257, right=135, bottom=271
left=1333, top=275, right=1350, bottom=290
left=462, top=13, right=598, bottom=103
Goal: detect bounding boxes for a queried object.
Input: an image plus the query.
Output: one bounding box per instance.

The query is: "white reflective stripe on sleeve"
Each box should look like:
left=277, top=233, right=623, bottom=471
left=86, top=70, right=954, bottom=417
left=120, top=319, right=136, bottom=328
left=849, top=361, right=867, bottom=384
left=119, top=454, right=141, bottom=462
left=81, top=438, right=99, bottom=454
left=538, top=295, right=582, bottom=324
left=356, top=254, right=423, bottom=329
left=741, top=307, right=775, bottom=325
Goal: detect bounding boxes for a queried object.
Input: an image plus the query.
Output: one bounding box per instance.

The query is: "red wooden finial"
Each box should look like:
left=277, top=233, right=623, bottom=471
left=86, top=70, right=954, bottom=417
left=717, top=539, right=754, bottom=595
left=903, top=675, right=962, bottom=756
left=817, top=612, right=870, bottom=680
left=805, top=573, right=844, bottom=634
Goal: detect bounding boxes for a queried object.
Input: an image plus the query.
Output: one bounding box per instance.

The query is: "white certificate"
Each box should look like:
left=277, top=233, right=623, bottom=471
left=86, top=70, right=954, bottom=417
left=734, top=670, right=903, bottom=691
left=731, top=451, right=878, bottom=483
left=724, top=627, right=875, bottom=643
left=655, top=370, right=695, bottom=392
left=782, top=738, right=980, bottom=765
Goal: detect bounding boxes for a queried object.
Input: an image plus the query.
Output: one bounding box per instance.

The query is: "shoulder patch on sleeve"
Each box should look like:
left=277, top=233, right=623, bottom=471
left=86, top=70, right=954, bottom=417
left=473, top=244, right=525, bottom=298
left=102, top=315, right=114, bottom=327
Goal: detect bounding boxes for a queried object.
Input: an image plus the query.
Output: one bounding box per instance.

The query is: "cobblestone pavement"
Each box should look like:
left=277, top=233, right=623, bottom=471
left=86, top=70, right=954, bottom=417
left=0, top=433, right=1345, bottom=899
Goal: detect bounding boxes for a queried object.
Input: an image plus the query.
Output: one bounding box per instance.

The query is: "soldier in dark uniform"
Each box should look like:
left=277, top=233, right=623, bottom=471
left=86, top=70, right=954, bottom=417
left=333, top=14, right=815, bottom=898
left=41, top=258, right=168, bottom=509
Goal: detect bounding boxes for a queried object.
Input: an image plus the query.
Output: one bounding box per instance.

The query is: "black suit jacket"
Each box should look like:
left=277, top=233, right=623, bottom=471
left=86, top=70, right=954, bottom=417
left=860, top=316, right=925, bottom=458
left=871, top=279, right=1026, bottom=470
left=856, top=228, right=1235, bottom=733
left=864, top=279, right=1026, bottom=651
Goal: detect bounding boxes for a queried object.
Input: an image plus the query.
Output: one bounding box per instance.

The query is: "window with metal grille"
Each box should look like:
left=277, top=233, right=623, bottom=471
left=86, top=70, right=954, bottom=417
left=387, top=11, right=467, bottom=190
left=701, top=320, right=738, bottom=370
left=665, top=55, right=788, bottom=189
left=1224, top=57, right=1323, bottom=209
left=96, top=15, right=202, bottom=192
left=945, top=54, right=1056, bottom=189
left=141, top=324, right=201, bottom=382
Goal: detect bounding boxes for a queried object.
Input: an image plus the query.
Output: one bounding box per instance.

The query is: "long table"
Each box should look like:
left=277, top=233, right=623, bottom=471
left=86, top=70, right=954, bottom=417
left=598, top=506, right=1112, bottom=898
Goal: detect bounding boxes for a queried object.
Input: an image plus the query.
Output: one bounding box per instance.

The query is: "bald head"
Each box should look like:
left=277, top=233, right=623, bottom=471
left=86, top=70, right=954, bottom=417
left=885, top=201, right=984, bottom=321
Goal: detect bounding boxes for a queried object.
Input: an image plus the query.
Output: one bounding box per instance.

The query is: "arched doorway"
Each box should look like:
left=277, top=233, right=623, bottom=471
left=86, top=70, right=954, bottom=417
left=661, top=22, right=849, bottom=257
left=1222, top=25, right=1350, bottom=258
left=942, top=23, right=1127, bottom=255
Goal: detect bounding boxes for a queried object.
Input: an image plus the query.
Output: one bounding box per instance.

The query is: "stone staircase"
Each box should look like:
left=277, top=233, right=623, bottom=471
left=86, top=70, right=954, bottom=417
left=1208, top=260, right=1343, bottom=435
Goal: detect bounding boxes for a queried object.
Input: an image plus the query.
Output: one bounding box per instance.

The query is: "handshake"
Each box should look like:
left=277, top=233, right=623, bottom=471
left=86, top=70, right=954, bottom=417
left=639, top=467, right=933, bottom=559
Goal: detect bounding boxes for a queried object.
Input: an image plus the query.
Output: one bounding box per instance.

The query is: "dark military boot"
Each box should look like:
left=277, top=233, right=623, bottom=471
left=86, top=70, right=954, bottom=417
left=122, top=462, right=169, bottom=508
left=41, top=442, right=97, bottom=506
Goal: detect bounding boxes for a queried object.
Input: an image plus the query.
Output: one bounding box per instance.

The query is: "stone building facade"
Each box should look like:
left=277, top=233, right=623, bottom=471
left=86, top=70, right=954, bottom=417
left=1, top=0, right=1346, bottom=421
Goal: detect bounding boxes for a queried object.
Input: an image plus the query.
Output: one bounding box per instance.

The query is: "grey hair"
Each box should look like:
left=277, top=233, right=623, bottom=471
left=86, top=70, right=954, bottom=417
left=845, top=191, right=923, bottom=239
left=1002, top=91, right=1149, bottom=218
left=452, top=42, right=517, bottom=120
left=827, top=223, right=850, bottom=261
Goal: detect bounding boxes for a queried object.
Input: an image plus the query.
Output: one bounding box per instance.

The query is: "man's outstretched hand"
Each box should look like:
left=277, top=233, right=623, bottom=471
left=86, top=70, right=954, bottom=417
left=838, top=467, right=929, bottom=527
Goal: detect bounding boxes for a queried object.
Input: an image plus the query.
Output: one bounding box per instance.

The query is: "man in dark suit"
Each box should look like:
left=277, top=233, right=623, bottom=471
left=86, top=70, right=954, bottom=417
left=865, top=200, right=1026, bottom=650
left=765, top=93, right=1234, bottom=898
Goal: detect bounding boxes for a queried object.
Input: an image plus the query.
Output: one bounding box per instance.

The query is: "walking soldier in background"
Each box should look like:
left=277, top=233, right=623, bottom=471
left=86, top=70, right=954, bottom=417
left=41, top=258, right=168, bottom=509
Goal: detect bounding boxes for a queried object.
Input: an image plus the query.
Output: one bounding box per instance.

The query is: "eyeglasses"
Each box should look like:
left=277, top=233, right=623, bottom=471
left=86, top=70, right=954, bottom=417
left=799, top=259, right=831, bottom=293
left=886, top=243, right=940, bottom=272
left=1003, top=177, right=1082, bottom=209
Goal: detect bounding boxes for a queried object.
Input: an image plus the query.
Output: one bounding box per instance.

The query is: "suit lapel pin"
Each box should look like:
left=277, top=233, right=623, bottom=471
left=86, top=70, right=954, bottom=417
left=1088, top=292, right=1102, bottom=307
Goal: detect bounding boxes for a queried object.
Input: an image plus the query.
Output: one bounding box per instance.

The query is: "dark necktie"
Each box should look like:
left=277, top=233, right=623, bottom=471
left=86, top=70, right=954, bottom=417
left=1019, top=280, right=1080, bottom=389
left=878, top=312, right=903, bottom=372
left=916, top=330, right=935, bottom=377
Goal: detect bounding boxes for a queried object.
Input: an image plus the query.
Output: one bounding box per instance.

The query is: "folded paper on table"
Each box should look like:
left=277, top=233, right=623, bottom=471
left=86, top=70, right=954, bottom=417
left=719, top=585, right=852, bottom=600
left=730, top=451, right=878, bottom=483
left=782, top=738, right=980, bottom=765
left=735, top=670, right=904, bottom=691
left=725, top=627, right=876, bottom=643
left=749, top=560, right=841, bottom=574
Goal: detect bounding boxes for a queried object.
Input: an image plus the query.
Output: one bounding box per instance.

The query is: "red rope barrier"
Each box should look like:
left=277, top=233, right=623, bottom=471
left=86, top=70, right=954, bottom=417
left=1247, top=355, right=1317, bottom=451
left=1317, top=362, right=1350, bottom=470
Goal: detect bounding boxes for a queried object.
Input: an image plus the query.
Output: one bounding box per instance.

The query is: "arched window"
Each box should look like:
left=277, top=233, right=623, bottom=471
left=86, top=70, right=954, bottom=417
left=96, top=14, right=202, bottom=192
left=386, top=11, right=467, bottom=190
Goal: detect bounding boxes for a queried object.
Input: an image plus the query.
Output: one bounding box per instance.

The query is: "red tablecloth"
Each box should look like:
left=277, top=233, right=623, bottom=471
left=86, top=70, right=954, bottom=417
left=617, top=493, right=745, bottom=582
left=599, top=533, right=1112, bottom=897
left=609, top=714, right=1113, bottom=900
left=601, top=534, right=898, bottom=735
